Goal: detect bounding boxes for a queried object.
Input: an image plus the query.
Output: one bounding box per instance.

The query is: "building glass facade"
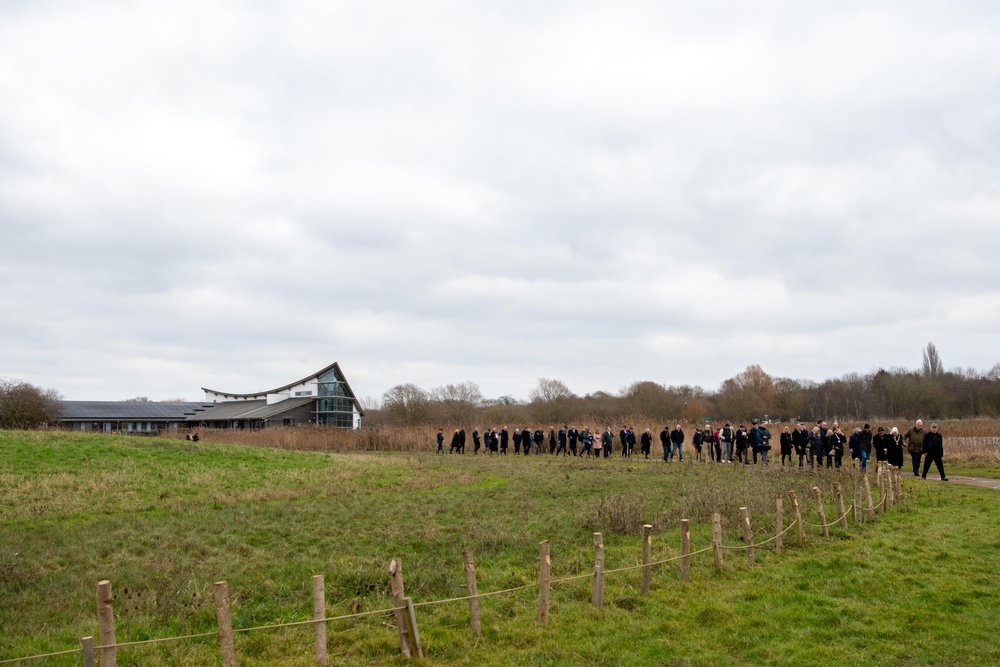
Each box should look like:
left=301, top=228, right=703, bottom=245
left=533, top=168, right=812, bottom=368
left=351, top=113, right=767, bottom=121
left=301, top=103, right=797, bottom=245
left=315, top=367, right=356, bottom=428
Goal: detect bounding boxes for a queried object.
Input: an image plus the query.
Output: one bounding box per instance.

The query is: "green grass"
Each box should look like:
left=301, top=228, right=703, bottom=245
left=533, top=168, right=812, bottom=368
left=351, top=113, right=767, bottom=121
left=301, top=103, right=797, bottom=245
left=2, top=431, right=999, bottom=665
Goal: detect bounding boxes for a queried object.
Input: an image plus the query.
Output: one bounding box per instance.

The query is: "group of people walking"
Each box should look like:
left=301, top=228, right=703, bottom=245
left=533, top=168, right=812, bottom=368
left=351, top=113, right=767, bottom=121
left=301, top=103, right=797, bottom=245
left=776, top=418, right=947, bottom=479
left=435, top=418, right=948, bottom=480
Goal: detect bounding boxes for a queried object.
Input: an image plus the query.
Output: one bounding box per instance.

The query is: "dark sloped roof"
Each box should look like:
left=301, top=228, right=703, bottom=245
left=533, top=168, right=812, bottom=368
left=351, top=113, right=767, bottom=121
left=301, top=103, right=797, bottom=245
left=185, top=400, right=268, bottom=422
left=59, top=401, right=216, bottom=421
left=186, top=397, right=316, bottom=422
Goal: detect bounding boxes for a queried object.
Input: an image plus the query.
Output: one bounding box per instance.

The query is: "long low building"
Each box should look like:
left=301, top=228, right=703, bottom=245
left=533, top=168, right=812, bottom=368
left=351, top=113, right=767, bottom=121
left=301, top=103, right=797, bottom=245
left=58, top=362, right=364, bottom=433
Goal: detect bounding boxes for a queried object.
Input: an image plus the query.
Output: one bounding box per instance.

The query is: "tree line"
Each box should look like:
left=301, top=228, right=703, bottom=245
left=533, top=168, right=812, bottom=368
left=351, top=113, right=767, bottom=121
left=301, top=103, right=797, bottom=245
left=369, top=344, right=1000, bottom=427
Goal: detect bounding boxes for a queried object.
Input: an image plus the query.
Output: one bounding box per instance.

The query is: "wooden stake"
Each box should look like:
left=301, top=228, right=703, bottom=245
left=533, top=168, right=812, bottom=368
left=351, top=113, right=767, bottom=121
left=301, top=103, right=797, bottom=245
left=775, top=498, right=783, bottom=554
left=863, top=475, right=875, bottom=521
left=537, top=541, right=550, bottom=624
left=81, top=636, right=95, bottom=667
left=214, top=581, right=237, bottom=667
left=312, top=575, right=327, bottom=667
left=592, top=533, right=605, bottom=608
left=887, top=468, right=895, bottom=511
left=788, top=491, right=804, bottom=547
left=680, top=519, right=691, bottom=582
left=463, top=550, right=482, bottom=637
left=813, top=487, right=829, bottom=537
left=854, top=475, right=863, bottom=524
left=403, top=597, right=423, bottom=659
left=641, top=524, right=652, bottom=596
left=740, top=507, right=755, bottom=565
left=878, top=465, right=887, bottom=515
left=833, top=482, right=848, bottom=529
left=712, top=513, right=723, bottom=570
left=388, top=559, right=411, bottom=658
left=96, top=580, right=116, bottom=667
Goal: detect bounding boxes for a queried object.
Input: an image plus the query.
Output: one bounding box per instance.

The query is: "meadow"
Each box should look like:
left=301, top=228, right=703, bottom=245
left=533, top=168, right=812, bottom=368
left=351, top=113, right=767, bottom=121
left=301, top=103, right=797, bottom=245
left=2, top=429, right=999, bottom=665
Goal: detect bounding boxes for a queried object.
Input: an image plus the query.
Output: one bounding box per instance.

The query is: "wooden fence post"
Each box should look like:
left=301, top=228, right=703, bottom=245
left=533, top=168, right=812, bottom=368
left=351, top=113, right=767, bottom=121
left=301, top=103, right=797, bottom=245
left=740, top=507, right=755, bottom=565
left=863, top=475, right=875, bottom=521
left=592, top=533, right=604, bottom=608
left=463, top=550, right=482, bottom=637
left=214, top=581, right=237, bottom=667
left=312, top=575, right=327, bottom=667
left=538, top=541, right=550, bottom=624
left=712, top=513, right=723, bottom=571
left=878, top=464, right=887, bottom=515
left=854, top=475, right=863, bottom=524
left=788, top=491, right=804, bottom=547
left=388, top=558, right=411, bottom=658
left=81, top=636, right=95, bottom=667
left=813, top=487, right=829, bottom=538
left=641, top=524, right=652, bottom=596
left=775, top=498, right=783, bottom=554
left=886, top=467, right=895, bottom=511
left=833, top=482, right=848, bottom=529
left=896, top=468, right=906, bottom=509
left=403, top=598, right=423, bottom=659
left=680, top=519, right=691, bottom=582
left=96, top=580, right=116, bottom=667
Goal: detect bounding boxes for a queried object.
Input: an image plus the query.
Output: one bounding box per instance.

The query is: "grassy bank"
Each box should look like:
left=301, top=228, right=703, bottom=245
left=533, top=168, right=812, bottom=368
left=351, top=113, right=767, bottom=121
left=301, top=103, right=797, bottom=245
left=2, top=431, right=998, bottom=665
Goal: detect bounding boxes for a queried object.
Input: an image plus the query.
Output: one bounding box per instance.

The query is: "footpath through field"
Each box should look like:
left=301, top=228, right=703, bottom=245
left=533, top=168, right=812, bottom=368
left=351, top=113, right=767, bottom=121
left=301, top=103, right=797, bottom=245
left=945, top=475, right=1000, bottom=490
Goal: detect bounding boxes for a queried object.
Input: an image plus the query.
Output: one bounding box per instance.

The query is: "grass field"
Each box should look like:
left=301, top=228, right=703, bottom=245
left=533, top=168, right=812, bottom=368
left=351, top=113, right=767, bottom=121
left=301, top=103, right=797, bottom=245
left=2, top=430, right=999, bottom=665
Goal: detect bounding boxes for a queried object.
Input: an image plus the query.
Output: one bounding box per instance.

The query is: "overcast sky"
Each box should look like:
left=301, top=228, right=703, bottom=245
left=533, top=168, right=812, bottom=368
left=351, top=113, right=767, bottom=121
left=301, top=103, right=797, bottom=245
left=2, top=1, right=999, bottom=403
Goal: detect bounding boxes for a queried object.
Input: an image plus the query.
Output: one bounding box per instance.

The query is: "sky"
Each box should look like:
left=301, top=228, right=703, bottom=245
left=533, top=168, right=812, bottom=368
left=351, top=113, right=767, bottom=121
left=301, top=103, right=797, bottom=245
left=2, top=1, right=999, bottom=404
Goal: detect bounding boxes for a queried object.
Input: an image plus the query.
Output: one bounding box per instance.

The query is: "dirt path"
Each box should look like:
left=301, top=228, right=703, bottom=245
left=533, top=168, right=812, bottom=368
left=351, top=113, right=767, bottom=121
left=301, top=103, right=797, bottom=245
left=938, top=475, right=1000, bottom=490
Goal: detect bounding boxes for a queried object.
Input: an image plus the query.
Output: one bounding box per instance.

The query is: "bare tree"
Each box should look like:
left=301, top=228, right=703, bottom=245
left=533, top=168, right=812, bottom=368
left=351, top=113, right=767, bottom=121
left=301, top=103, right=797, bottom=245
left=528, top=378, right=577, bottom=423
left=380, top=383, right=431, bottom=425
left=922, top=342, right=943, bottom=378
left=432, top=381, right=483, bottom=424
left=0, top=378, right=62, bottom=429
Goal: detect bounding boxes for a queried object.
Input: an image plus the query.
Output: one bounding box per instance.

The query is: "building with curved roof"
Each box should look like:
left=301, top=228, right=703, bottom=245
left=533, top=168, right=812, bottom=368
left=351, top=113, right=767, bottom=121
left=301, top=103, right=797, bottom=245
left=58, top=362, right=363, bottom=433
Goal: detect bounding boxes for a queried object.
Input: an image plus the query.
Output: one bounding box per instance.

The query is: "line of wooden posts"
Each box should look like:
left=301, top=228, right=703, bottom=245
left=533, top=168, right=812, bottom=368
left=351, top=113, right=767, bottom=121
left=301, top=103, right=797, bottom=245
left=54, top=463, right=905, bottom=667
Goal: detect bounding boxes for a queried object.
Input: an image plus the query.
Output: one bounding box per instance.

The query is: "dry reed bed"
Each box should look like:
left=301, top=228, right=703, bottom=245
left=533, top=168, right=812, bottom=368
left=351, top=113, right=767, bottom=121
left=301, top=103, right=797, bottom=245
left=178, top=420, right=1000, bottom=463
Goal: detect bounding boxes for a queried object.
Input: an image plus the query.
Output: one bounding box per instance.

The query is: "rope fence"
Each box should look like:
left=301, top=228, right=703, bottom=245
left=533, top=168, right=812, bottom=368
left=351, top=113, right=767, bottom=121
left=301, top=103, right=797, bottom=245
left=1, top=462, right=909, bottom=666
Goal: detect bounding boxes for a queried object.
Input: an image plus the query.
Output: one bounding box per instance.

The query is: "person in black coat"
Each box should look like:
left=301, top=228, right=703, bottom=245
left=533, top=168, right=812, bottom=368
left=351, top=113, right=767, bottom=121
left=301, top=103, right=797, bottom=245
left=791, top=423, right=809, bottom=467
left=472, top=429, right=481, bottom=455
left=779, top=427, right=793, bottom=466
left=872, top=427, right=891, bottom=462
left=921, top=423, right=948, bottom=481
left=520, top=428, right=532, bottom=455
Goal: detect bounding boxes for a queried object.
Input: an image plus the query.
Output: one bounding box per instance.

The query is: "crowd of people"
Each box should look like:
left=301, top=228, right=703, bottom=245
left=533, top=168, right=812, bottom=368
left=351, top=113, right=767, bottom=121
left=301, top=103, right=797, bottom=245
left=435, top=418, right=948, bottom=480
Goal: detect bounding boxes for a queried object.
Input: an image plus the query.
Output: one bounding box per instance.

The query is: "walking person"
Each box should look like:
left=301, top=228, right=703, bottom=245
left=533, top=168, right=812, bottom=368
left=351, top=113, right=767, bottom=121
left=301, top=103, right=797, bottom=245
left=735, top=425, right=749, bottom=464
left=858, top=423, right=873, bottom=472
left=755, top=422, right=772, bottom=465
left=809, top=424, right=825, bottom=469
left=602, top=426, right=614, bottom=458
left=921, top=423, right=949, bottom=481
left=904, top=419, right=925, bottom=477
left=872, top=427, right=890, bottom=463
left=549, top=427, right=557, bottom=455
left=520, top=427, right=532, bottom=456
left=888, top=427, right=904, bottom=468
left=792, top=423, right=809, bottom=467
left=472, top=428, right=481, bottom=455
left=780, top=426, right=793, bottom=466
left=692, top=428, right=704, bottom=462
left=670, top=424, right=685, bottom=462
left=829, top=426, right=847, bottom=469
left=640, top=428, right=652, bottom=459
left=659, top=426, right=670, bottom=461
left=720, top=423, right=734, bottom=463
left=436, top=428, right=445, bottom=454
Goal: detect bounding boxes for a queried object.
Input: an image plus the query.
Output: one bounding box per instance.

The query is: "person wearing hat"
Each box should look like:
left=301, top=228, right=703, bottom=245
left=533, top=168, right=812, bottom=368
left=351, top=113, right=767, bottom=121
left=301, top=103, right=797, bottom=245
left=921, top=423, right=948, bottom=481
left=872, top=426, right=891, bottom=463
